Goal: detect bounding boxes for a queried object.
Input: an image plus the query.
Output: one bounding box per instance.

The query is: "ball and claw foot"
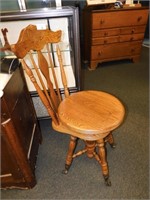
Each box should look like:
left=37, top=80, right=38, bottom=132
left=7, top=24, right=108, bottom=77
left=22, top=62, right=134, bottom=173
left=110, top=143, right=116, bottom=149
left=62, top=169, right=68, bottom=174
left=62, top=164, right=70, bottom=175
left=104, top=175, right=111, bottom=186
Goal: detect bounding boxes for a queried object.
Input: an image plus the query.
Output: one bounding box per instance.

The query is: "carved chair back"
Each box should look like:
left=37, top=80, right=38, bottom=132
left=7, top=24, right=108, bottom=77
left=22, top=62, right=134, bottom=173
left=10, top=25, right=69, bottom=125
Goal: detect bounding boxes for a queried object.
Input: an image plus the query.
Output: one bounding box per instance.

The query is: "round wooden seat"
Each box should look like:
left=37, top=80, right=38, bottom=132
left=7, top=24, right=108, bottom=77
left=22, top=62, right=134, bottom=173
left=58, top=90, right=125, bottom=141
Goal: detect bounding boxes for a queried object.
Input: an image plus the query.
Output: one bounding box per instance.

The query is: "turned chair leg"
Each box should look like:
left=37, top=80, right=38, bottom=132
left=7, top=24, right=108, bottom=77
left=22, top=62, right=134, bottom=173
left=63, top=137, right=111, bottom=186
left=97, top=139, right=111, bottom=186
left=62, top=136, right=77, bottom=174
left=85, top=141, right=96, bottom=158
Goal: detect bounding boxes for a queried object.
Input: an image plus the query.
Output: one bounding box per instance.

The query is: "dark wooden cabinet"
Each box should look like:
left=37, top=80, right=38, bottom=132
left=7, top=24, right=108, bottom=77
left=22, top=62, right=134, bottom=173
left=1, top=65, right=42, bottom=189
left=83, top=6, right=149, bottom=70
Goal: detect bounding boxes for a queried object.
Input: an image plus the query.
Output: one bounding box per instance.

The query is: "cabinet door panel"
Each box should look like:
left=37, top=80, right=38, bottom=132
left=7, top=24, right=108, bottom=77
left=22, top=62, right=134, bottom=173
left=1, top=133, right=23, bottom=181
left=1, top=117, right=37, bottom=189
left=11, top=90, right=35, bottom=156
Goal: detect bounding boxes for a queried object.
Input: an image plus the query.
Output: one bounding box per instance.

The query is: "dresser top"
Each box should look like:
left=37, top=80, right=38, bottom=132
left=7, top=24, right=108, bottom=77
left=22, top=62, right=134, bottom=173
left=84, top=5, right=149, bottom=13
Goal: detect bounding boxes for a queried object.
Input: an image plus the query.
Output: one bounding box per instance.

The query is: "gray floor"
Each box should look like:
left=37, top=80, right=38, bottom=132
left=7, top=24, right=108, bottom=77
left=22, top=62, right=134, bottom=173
left=1, top=46, right=149, bottom=199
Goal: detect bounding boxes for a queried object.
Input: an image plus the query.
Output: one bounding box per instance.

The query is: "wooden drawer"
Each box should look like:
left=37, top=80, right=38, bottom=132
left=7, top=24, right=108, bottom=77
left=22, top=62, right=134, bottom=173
left=120, top=25, right=146, bottom=35
left=92, top=33, right=144, bottom=45
left=92, top=25, right=146, bottom=38
left=92, top=28, right=120, bottom=38
left=91, top=41, right=142, bottom=60
left=119, top=33, right=144, bottom=42
left=92, top=35, right=119, bottom=45
left=92, top=9, right=149, bottom=29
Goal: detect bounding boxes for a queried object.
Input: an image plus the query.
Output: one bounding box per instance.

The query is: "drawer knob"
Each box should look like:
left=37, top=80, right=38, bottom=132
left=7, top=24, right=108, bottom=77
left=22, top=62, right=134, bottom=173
left=100, top=20, right=105, bottom=24
left=98, top=51, right=102, bottom=56
left=137, top=16, right=142, bottom=22
left=130, top=37, right=134, bottom=41
left=131, top=49, right=135, bottom=53
left=104, top=32, right=108, bottom=36
left=131, top=29, right=135, bottom=34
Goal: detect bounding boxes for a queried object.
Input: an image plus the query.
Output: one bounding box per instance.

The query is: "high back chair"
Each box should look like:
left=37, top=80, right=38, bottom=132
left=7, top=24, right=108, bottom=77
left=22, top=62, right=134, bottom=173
left=2, top=25, right=125, bottom=186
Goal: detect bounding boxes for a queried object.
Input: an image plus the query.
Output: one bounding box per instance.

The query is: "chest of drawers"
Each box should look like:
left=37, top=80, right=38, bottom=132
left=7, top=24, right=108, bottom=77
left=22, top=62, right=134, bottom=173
left=83, top=7, right=149, bottom=70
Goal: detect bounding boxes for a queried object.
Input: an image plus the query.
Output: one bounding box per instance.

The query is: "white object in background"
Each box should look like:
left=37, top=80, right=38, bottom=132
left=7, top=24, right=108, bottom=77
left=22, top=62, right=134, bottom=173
left=87, top=0, right=116, bottom=5
left=0, top=90, right=4, bottom=98
left=0, top=73, right=12, bottom=96
left=17, top=0, right=26, bottom=11
left=49, top=18, right=70, bottom=51
left=125, top=0, right=133, bottom=4
left=49, top=18, right=71, bottom=66
left=55, top=0, right=62, bottom=7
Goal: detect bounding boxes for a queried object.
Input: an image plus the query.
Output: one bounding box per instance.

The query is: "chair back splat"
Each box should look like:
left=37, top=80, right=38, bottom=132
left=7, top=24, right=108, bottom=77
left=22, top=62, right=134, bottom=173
left=2, top=24, right=125, bottom=186
left=10, top=24, right=69, bottom=125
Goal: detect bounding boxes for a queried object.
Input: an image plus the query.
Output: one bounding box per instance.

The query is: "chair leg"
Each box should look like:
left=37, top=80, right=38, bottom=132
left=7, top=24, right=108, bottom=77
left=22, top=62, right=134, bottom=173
left=106, top=132, right=116, bottom=148
left=85, top=141, right=96, bottom=158
left=97, top=139, right=111, bottom=186
left=62, top=136, right=77, bottom=174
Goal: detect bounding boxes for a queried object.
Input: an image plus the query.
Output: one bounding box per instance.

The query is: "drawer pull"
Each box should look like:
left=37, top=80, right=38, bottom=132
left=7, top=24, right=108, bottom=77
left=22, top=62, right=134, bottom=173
left=131, top=29, right=135, bottom=34
left=131, top=49, right=135, bottom=53
left=130, top=37, right=134, bottom=41
left=137, top=16, right=142, bottom=22
left=104, top=32, right=108, bottom=36
left=104, top=40, right=107, bottom=44
left=100, top=20, right=105, bottom=24
left=98, top=51, right=102, bottom=56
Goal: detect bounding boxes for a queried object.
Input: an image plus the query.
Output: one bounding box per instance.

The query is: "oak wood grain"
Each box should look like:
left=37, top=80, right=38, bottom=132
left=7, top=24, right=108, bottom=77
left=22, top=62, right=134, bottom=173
left=58, top=90, right=125, bottom=136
